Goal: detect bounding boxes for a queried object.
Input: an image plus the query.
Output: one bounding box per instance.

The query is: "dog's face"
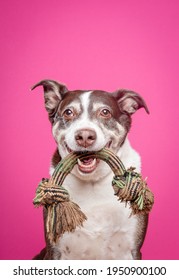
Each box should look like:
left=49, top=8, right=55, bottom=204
left=32, top=80, right=149, bottom=181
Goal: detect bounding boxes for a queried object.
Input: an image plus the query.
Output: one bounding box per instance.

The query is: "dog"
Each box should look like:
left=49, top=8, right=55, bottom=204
left=32, top=79, right=149, bottom=260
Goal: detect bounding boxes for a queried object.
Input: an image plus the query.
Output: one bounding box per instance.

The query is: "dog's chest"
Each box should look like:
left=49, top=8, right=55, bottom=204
left=53, top=173, right=138, bottom=260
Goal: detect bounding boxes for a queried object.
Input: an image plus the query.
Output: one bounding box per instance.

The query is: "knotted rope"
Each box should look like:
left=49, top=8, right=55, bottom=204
left=33, top=148, right=154, bottom=244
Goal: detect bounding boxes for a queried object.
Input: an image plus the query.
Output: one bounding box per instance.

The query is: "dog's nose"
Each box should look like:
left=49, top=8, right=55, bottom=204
left=75, top=129, right=97, bottom=148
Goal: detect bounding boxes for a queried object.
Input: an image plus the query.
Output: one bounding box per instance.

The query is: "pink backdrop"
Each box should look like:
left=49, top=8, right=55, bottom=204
left=0, top=0, right=179, bottom=260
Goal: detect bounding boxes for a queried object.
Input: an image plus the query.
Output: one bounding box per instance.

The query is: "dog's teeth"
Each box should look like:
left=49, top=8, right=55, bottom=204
left=77, top=158, right=96, bottom=168
left=77, top=159, right=83, bottom=167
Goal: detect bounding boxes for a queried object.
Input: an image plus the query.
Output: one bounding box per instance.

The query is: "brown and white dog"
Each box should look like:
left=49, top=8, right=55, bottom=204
left=32, top=79, right=149, bottom=260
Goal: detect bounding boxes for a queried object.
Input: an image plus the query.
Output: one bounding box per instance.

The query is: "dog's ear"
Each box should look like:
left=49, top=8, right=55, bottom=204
left=31, top=80, right=68, bottom=122
left=113, top=89, right=149, bottom=115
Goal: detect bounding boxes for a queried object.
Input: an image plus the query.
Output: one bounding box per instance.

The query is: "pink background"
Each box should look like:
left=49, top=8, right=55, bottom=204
left=0, top=0, right=179, bottom=260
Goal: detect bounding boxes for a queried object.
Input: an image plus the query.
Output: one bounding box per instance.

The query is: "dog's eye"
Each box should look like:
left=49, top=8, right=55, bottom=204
left=100, top=109, right=112, bottom=119
left=63, top=109, right=74, bottom=120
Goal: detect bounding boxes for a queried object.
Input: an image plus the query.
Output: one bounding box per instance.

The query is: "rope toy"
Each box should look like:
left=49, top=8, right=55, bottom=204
left=33, top=148, right=154, bottom=244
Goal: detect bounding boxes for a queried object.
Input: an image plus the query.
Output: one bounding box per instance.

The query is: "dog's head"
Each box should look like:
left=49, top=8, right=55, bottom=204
left=32, top=80, right=149, bottom=181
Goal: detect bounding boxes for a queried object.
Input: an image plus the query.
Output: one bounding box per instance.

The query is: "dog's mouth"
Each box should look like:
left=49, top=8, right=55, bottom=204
left=64, top=141, right=112, bottom=174
left=77, top=157, right=99, bottom=173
